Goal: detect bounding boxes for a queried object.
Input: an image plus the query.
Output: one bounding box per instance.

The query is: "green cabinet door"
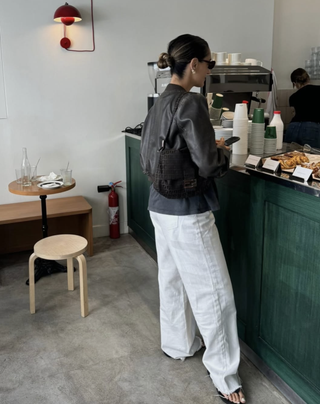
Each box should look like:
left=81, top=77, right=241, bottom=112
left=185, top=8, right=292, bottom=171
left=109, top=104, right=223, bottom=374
left=250, top=180, right=320, bottom=404
left=125, top=136, right=155, bottom=252
left=215, top=169, right=251, bottom=341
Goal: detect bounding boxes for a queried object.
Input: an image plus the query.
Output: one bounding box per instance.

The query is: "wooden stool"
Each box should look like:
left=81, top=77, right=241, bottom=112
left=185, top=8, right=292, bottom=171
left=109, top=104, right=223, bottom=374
left=29, top=234, right=89, bottom=317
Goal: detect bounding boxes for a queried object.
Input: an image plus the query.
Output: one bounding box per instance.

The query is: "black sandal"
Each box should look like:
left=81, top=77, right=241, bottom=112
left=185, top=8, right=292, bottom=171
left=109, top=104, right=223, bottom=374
left=216, top=388, right=245, bottom=404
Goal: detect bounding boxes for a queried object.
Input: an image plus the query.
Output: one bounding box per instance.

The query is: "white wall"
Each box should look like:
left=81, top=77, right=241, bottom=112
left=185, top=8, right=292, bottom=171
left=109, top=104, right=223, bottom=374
left=272, top=0, right=320, bottom=88
left=0, top=1, right=274, bottom=237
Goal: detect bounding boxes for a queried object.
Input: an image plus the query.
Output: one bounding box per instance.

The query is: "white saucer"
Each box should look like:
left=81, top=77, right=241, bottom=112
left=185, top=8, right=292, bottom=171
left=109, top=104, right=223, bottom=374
left=37, top=181, right=63, bottom=189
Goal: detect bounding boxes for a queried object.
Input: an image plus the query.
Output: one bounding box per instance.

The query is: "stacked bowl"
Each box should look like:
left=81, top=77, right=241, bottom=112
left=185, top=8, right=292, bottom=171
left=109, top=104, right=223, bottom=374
left=250, top=109, right=265, bottom=155
left=221, top=111, right=234, bottom=128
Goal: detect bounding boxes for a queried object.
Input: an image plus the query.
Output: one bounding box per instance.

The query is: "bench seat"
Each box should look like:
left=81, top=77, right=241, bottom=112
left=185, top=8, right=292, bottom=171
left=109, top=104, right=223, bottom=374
left=0, top=196, right=93, bottom=256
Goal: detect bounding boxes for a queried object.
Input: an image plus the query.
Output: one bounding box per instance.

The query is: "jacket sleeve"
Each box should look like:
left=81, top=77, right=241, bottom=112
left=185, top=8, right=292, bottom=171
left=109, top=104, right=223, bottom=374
left=176, top=93, right=230, bottom=178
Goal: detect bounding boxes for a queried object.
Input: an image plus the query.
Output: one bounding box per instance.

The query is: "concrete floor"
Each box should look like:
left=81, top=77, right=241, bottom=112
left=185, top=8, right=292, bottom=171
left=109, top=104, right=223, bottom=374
left=0, top=235, right=291, bottom=404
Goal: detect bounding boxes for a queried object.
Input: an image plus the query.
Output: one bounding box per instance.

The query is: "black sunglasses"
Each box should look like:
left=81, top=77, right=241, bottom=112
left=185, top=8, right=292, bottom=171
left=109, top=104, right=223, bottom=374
left=202, top=59, right=215, bottom=69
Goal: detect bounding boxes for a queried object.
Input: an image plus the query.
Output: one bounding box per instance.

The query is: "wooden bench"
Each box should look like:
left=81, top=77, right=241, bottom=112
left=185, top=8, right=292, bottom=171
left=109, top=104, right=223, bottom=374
left=0, top=196, right=93, bottom=256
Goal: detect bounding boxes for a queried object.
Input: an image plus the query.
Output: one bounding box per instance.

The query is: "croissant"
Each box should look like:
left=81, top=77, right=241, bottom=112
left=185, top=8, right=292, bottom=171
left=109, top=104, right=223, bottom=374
left=301, top=162, right=320, bottom=174
left=296, top=155, right=309, bottom=164
left=280, top=158, right=297, bottom=169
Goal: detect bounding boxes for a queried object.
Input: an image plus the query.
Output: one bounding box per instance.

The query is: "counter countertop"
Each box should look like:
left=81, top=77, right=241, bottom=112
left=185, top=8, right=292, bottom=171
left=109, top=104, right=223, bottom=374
left=229, top=145, right=320, bottom=198
left=125, top=133, right=320, bottom=199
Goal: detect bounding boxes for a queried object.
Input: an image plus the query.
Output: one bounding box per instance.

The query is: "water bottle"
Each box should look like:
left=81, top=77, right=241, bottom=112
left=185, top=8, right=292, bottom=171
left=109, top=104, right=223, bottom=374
left=21, top=147, right=31, bottom=186
left=270, top=111, right=284, bottom=150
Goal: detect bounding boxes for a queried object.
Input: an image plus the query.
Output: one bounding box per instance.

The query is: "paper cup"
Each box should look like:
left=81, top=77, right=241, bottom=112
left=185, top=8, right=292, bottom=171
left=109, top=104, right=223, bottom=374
left=234, top=103, right=248, bottom=120
left=212, top=93, right=223, bottom=109
left=264, top=125, right=277, bottom=139
left=228, top=53, right=241, bottom=64
left=214, top=52, right=227, bottom=65
left=252, top=108, right=265, bottom=124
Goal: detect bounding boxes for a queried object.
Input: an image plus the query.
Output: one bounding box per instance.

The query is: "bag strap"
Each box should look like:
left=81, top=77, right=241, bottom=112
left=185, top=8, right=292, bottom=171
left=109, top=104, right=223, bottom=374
left=159, top=92, right=186, bottom=151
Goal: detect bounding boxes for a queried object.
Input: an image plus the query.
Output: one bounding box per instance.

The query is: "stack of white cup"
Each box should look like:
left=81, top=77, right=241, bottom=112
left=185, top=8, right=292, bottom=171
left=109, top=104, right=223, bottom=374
left=248, top=120, right=252, bottom=151
left=250, top=109, right=265, bottom=155
left=264, top=126, right=277, bottom=154
left=264, top=138, right=277, bottom=154
left=212, top=52, right=228, bottom=65
left=250, top=127, right=265, bottom=154
left=232, top=103, right=248, bottom=154
left=228, top=53, right=241, bottom=65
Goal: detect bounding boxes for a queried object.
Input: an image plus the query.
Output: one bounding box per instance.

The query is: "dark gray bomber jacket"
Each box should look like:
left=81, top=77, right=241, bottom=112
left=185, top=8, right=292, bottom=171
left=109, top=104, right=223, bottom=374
left=140, top=83, right=229, bottom=186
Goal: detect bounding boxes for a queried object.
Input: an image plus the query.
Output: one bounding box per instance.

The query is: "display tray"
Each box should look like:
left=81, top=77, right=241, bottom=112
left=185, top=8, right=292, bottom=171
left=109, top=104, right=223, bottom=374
left=262, top=151, right=320, bottom=181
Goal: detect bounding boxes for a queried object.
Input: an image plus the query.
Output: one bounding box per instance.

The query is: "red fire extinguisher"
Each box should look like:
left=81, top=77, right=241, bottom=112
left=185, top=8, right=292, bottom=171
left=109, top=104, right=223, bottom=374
left=108, top=181, right=122, bottom=239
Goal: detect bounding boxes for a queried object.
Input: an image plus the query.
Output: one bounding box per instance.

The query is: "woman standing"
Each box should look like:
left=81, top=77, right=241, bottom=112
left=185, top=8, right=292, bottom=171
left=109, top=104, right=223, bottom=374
left=285, top=68, right=320, bottom=147
left=140, top=34, right=245, bottom=404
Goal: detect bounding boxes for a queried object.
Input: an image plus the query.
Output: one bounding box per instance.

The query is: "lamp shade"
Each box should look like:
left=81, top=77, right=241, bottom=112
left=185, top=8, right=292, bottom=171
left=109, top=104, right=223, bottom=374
left=54, top=2, right=82, bottom=26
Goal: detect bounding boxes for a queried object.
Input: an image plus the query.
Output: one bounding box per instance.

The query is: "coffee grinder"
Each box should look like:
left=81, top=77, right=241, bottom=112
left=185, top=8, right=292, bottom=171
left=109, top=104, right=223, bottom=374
left=147, top=62, right=170, bottom=110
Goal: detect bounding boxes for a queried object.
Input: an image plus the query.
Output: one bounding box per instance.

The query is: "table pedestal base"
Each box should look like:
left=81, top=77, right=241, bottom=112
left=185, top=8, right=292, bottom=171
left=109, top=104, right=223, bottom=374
left=26, top=258, right=74, bottom=285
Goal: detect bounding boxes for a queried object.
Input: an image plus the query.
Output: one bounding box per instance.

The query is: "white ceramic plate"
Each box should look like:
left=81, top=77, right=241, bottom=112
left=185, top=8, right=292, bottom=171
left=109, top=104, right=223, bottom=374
left=37, top=181, right=63, bottom=189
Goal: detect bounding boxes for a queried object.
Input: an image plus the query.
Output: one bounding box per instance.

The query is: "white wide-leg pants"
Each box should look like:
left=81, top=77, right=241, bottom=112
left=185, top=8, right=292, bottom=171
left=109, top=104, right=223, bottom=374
left=150, top=210, right=241, bottom=394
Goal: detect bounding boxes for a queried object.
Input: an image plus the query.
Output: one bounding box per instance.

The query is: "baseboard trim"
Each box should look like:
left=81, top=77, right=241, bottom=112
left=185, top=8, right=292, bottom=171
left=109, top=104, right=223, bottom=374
left=240, top=340, right=307, bottom=404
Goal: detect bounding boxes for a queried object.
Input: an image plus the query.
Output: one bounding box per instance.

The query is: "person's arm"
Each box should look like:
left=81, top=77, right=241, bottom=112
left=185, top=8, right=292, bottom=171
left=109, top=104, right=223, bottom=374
left=289, top=93, right=296, bottom=119
left=176, top=93, right=229, bottom=178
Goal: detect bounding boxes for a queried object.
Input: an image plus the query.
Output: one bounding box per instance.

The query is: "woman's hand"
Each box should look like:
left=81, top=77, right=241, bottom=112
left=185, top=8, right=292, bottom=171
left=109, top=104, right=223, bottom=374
left=216, top=137, right=230, bottom=151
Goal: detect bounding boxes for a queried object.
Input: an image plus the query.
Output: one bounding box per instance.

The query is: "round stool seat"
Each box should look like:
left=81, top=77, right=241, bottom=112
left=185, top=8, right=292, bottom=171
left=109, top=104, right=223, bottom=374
left=34, top=234, right=88, bottom=260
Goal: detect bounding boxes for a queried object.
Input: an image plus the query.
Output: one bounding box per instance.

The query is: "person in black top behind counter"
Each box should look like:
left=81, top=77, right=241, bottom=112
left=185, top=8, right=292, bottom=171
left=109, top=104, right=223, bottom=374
left=284, top=68, right=320, bottom=147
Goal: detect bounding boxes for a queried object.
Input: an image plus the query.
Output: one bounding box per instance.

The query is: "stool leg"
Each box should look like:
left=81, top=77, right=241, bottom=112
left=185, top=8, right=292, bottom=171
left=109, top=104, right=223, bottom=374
left=67, top=258, right=74, bottom=291
left=76, top=254, right=88, bottom=317
left=29, top=253, right=37, bottom=314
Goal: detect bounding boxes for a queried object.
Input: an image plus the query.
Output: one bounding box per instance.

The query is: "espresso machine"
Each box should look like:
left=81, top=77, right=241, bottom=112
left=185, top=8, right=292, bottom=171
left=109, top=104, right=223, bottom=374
left=202, top=65, right=273, bottom=112
left=146, top=62, right=272, bottom=113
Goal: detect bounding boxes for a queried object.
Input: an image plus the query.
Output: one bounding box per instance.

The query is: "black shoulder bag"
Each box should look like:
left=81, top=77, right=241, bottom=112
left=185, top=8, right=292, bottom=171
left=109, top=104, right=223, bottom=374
left=153, top=94, right=211, bottom=199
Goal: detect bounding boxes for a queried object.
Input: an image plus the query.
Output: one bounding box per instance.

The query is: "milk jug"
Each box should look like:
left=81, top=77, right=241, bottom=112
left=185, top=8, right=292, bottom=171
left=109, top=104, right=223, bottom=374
left=270, top=111, right=284, bottom=150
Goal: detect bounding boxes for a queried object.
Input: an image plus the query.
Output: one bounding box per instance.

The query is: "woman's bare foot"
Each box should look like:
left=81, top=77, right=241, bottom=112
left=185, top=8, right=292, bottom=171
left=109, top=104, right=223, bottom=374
left=219, top=388, right=246, bottom=403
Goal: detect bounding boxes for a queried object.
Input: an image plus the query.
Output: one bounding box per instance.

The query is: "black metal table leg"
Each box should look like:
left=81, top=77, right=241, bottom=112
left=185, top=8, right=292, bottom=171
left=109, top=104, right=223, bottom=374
left=40, top=195, right=48, bottom=238
left=26, top=194, right=69, bottom=285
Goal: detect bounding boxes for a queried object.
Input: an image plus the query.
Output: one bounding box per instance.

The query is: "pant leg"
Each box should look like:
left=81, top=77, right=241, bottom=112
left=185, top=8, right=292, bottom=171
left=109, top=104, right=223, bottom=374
left=150, top=211, right=202, bottom=360
left=152, top=210, right=241, bottom=394
left=284, top=122, right=300, bottom=144
left=297, top=122, right=320, bottom=148
left=285, top=121, right=320, bottom=148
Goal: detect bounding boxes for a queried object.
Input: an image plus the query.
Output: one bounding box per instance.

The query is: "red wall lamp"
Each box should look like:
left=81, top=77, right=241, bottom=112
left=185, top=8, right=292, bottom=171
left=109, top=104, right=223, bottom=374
left=53, top=1, right=95, bottom=52
left=54, top=2, right=82, bottom=49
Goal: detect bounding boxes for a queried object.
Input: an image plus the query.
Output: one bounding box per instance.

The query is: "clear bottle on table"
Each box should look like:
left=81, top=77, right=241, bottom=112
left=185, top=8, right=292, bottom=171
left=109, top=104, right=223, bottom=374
left=21, top=147, right=31, bottom=186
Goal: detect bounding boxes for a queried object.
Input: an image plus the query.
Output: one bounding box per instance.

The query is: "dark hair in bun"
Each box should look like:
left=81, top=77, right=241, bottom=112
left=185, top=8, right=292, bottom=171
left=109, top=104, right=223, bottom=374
left=157, top=52, right=173, bottom=69
left=158, top=34, right=210, bottom=78
left=291, top=68, right=310, bottom=86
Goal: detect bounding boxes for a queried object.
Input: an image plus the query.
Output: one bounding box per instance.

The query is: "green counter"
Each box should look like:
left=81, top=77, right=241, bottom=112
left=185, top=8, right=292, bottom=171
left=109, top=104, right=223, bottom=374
left=125, top=134, right=320, bottom=404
